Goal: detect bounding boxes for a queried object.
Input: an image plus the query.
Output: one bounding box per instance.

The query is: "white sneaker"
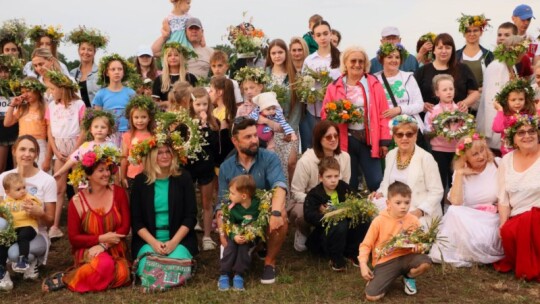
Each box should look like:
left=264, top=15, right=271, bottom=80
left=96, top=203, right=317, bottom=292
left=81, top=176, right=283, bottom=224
left=294, top=230, right=307, bottom=252
left=202, top=237, right=217, bottom=251
left=48, top=226, right=64, bottom=239
left=194, top=222, right=203, bottom=232
left=0, top=271, right=13, bottom=291
left=23, top=259, right=39, bottom=280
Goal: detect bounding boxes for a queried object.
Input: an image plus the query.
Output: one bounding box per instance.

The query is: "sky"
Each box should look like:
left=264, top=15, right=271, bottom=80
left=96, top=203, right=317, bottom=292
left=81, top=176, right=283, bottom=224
left=1, top=0, right=538, bottom=62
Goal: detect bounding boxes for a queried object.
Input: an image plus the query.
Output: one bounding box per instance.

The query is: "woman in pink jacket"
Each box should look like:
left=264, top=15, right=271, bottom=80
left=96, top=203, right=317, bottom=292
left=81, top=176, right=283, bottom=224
left=321, top=46, right=391, bottom=191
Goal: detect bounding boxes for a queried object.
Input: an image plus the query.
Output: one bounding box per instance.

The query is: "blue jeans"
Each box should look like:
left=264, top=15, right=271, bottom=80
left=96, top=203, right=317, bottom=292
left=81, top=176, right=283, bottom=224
left=299, top=111, right=319, bottom=153
left=348, top=135, right=383, bottom=191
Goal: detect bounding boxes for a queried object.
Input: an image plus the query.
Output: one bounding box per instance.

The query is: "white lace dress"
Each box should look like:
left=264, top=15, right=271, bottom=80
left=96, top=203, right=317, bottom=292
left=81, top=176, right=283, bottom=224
left=429, top=161, right=504, bottom=267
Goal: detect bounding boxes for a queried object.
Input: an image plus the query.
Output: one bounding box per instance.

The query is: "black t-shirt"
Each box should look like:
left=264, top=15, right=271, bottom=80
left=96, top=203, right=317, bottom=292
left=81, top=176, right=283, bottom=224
left=414, top=63, right=478, bottom=105
left=152, top=73, right=198, bottom=101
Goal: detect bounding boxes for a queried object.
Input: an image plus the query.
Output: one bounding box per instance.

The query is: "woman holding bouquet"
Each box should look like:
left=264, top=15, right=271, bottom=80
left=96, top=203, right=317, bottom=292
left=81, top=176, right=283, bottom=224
left=321, top=46, right=391, bottom=192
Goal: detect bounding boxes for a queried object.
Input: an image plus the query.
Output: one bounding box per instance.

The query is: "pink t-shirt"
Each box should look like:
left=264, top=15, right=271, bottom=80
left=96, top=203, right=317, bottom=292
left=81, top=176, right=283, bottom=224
left=122, top=131, right=152, bottom=178
left=424, top=102, right=460, bottom=153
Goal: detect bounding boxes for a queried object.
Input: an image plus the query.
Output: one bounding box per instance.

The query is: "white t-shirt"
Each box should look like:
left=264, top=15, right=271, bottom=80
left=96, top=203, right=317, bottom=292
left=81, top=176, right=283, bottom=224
left=45, top=99, right=86, bottom=138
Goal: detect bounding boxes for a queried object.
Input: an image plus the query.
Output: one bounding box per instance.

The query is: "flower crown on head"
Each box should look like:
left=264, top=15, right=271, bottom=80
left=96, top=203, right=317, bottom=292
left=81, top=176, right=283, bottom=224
left=495, top=77, right=535, bottom=111
left=82, top=108, right=116, bottom=140
left=233, top=66, right=271, bottom=85
left=419, top=32, right=437, bottom=43
left=97, top=53, right=137, bottom=86
left=455, top=133, right=484, bottom=158
left=124, top=94, right=158, bottom=120
left=493, top=37, right=529, bottom=67
left=45, top=70, right=78, bottom=91
left=128, top=109, right=208, bottom=166
left=0, top=19, right=27, bottom=47
left=27, top=24, right=64, bottom=45
left=457, top=13, right=490, bottom=33
left=389, top=114, right=417, bottom=134
left=67, top=26, right=108, bottom=49
left=19, top=77, right=47, bottom=94
left=163, top=42, right=198, bottom=61
left=504, top=114, right=540, bottom=148
left=68, top=145, right=121, bottom=188
left=0, top=54, right=23, bottom=77
left=377, top=42, right=409, bottom=59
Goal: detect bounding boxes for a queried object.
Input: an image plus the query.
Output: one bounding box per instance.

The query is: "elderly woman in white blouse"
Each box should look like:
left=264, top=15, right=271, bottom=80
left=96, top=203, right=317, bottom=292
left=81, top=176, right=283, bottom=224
left=370, top=115, right=443, bottom=227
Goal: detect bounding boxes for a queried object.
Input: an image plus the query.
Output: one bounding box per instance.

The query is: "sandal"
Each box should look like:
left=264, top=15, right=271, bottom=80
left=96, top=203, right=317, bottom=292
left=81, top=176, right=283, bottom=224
left=41, top=272, right=66, bottom=292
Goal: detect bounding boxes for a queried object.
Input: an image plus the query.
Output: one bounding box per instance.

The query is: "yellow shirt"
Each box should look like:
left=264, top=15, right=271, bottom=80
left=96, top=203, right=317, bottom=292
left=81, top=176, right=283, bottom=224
left=1, top=194, right=42, bottom=230
left=213, top=106, right=226, bottom=122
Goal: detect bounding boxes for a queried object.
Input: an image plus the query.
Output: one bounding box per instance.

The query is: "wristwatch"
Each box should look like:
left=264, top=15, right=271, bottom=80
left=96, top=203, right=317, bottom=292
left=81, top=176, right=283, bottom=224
left=271, top=210, right=282, bottom=217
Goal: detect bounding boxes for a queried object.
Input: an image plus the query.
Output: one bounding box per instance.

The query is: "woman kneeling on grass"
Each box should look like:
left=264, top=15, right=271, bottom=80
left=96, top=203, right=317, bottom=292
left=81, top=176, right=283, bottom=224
left=42, top=145, right=131, bottom=292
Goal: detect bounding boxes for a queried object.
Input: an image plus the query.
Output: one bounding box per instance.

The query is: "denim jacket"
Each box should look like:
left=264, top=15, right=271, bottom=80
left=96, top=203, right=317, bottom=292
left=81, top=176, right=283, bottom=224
left=70, top=63, right=100, bottom=104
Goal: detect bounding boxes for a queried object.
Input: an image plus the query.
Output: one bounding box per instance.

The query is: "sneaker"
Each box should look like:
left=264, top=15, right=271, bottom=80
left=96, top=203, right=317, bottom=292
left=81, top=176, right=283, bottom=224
left=0, top=268, right=13, bottom=291
left=348, top=256, right=360, bottom=268
left=202, top=237, right=217, bottom=251
left=330, top=260, right=346, bottom=272
left=12, top=256, right=29, bottom=273
left=232, top=274, right=245, bottom=291
left=293, top=230, right=307, bottom=252
left=403, top=277, right=417, bottom=295
left=218, top=275, right=230, bottom=291
left=48, top=226, right=64, bottom=239
left=194, top=222, right=203, bottom=232
left=260, top=265, right=276, bottom=284
left=23, top=259, right=39, bottom=280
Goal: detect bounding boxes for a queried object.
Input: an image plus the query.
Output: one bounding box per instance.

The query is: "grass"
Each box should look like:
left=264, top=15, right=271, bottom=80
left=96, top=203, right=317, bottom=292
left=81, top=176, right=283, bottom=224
left=3, top=229, right=540, bottom=304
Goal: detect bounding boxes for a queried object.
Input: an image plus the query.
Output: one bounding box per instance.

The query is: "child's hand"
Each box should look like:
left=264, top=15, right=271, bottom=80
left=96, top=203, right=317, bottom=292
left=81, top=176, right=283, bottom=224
left=456, top=101, right=468, bottom=112
left=319, top=203, right=328, bottom=214
left=234, top=235, right=246, bottom=244
left=493, top=101, right=503, bottom=112
left=290, top=133, right=298, bottom=141
left=199, top=111, right=208, bottom=125
left=368, top=192, right=383, bottom=200
left=360, top=263, right=374, bottom=281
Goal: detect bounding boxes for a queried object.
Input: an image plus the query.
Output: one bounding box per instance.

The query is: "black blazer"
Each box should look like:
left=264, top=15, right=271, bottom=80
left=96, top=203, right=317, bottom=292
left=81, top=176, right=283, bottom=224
left=130, top=169, right=199, bottom=260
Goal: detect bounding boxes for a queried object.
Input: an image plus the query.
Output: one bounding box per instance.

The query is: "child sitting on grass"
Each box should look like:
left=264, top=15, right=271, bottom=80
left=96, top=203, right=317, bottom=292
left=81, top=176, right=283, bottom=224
left=218, top=175, right=259, bottom=292
left=359, top=181, right=431, bottom=301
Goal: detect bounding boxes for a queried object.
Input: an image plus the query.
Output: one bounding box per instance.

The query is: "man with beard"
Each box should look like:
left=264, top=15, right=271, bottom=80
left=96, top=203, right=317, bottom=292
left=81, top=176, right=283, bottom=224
left=217, top=117, right=288, bottom=285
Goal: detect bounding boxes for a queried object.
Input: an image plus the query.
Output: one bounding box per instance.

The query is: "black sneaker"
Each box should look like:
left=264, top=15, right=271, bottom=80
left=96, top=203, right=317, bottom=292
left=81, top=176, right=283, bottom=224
left=260, top=265, right=276, bottom=284
left=13, top=256, right=29, bottom=273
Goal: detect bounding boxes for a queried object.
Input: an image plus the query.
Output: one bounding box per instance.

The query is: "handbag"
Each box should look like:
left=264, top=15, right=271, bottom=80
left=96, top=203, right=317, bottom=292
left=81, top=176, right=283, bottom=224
left=132, top=252, right=195, bottom=293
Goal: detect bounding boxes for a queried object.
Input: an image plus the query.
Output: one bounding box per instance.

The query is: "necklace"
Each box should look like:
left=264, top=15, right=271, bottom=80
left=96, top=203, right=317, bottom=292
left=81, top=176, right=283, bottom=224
left=396, top=148, right=415, bottom=170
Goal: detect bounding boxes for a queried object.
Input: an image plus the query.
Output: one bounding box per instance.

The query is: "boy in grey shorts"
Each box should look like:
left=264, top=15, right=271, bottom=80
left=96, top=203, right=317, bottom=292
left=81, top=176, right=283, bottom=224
left=359, top=181, right=432, bottom=301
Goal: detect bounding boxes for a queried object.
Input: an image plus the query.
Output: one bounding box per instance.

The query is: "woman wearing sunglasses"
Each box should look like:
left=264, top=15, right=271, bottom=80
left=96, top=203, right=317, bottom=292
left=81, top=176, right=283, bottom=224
left=369, top=115, right=443, bottom=227
left=289, top=120, right=350, bottom=252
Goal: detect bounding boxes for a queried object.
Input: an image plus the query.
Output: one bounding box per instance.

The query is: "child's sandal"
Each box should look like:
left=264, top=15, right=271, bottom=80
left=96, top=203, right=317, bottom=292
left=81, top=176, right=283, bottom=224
left=41, top=272, right=66, bottom=292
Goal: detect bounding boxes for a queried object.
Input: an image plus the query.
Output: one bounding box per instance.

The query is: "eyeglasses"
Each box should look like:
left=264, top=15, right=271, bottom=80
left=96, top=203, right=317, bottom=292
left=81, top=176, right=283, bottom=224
left=516, top=129, right=538, bottom=137
left=394, top=132, right=415, bottom=139
left=324, top=134, right=339, bottom=141
left=349, top=59, right=365, bottom=65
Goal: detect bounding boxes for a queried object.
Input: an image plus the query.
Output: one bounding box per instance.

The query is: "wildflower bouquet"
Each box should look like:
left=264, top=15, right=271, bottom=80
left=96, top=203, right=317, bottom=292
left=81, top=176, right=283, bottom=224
left=375, top=217, right=443, bottom=260
left=321, top=193, right=378, bottom=234
left=493, top=38, right=530, bottom=67
left=267, top=83, right=289, bottom=106
left=227, top=14, right=268, bottom=59
left=419, top=32, right=437, bottom=62
left=432, top=111, right=475, bottom=141
left=324, top=99, right=364, bottom=124
left=0, top=205, right=17, bottom=247
left=295, top=67, right=333, bottom=104
left=221, top=189, right=272, bottom=242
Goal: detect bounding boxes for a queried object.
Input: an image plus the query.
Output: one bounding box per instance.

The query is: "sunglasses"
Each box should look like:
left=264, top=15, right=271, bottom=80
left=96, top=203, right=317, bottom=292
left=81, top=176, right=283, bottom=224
left=394, top=132, right=415, bottom=139
left=324, top=134, right=339, bottom=141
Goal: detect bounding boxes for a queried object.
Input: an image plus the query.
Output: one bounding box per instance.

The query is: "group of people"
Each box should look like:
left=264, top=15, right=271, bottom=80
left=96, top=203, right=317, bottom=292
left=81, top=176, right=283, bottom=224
left=0, top=0, right=539, bottom=301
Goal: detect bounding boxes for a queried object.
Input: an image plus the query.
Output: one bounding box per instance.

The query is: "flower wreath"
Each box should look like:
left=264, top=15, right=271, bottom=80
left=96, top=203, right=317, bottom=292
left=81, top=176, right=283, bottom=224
left=377, top=42, right=409, bottom=59
left=126, top=73, right=152, bottom=92
left=124, top=94, right=158, bottom=121
left=45, top=70, right=78, bottom=91
left=233, top=66, right=271, bottom=85
left=495, top=77, right=535, bottom=110
left=66, top=26, right=108, bottom=49
left=128, top=109, right=208, bottom=165
left=27, top=24, right=64, bottom=45
left=324, top=99, right=364, bottom=124
left=163, top=42, right=198, bottom=61
left=82, top=108, right=116, bottom=140
left=0, top=19, right=27, bottom=47
left=19, top=77, right=47, bottom=94
left=294, top=66, right=333, bottom=104
left=419, top=32, right=437, bottom=43
left=493, top=37, right=529, bottom=67
left=68, top=145, right=121, bottom=188
left=0, top=205, right=17, bottom=247
left=432, top=111, right=476, bottom=141
left=457, top=13, right=491, bottom=34
left=504, top=114, right=540, bottom=148
left=388, top=114, right=418, bottom=135
left=97, top=53, right=137, bottom=86
left=221, top=189, right=273, bottom=242
left=321, top=193, right=378, bottom=235
left=455, top=132, right=484, bottom=158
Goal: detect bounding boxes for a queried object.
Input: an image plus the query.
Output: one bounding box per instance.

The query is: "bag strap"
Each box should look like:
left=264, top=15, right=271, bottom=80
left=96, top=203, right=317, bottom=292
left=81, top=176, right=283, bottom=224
left=381, top=73, right=399, bottom=108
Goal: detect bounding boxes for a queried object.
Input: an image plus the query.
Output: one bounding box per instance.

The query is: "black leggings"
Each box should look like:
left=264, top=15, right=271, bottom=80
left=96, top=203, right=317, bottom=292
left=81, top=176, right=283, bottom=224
left=432, top=150, right=454, bottom=210
left=0, top=226, right=36, bottom=266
